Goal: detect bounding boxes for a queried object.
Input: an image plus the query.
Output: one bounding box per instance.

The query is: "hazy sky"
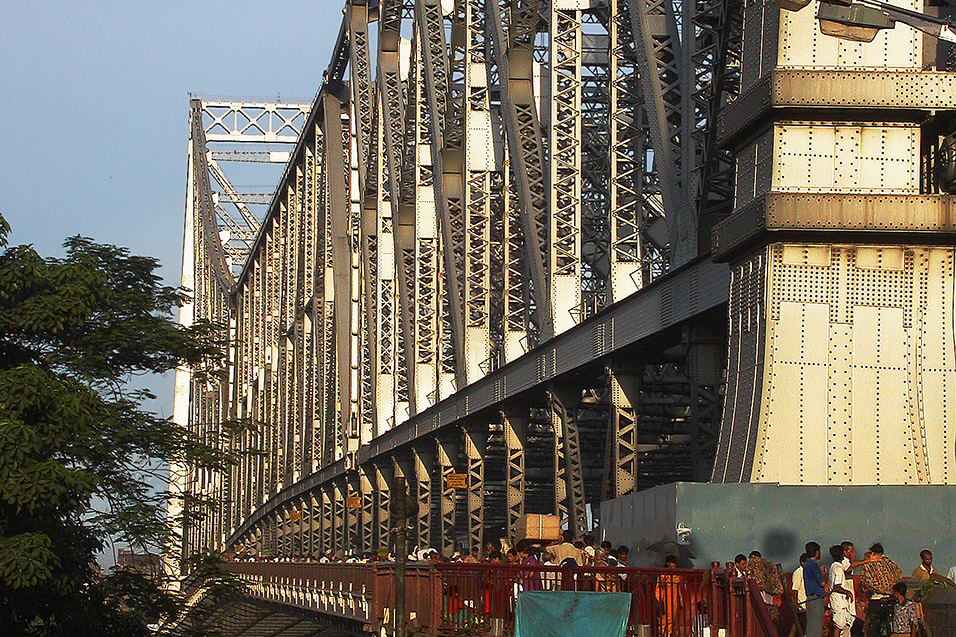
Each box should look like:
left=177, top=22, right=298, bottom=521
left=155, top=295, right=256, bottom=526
left=1, top=1, right=339, bottom=418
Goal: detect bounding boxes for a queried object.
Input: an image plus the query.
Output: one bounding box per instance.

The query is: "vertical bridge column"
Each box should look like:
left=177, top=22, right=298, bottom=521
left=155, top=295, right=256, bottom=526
left=503, top=409, right=528, bottom=539
left=412, top=444, right=434, bottom=551
left=606, top=365, right=640, bottom=499
left=393, top=453, right=413, bottom=549
left=321, top=485, right=334, bottom=556
left=436, top=433, right=459, bottom=557
left=685, top=325, right=723, bottom=481
left=308, top=494, right=320, bottom=557
left=549, top=387, right=587, bottom=535
left=333, top=479, right=346, bottom=556
left=375, top=461, right=392, bottom=554
left=346, top=472, right=361, bottom=554
left=359, top=465, right=374, bottom=554
left=464, top=423, right=487, bottom=553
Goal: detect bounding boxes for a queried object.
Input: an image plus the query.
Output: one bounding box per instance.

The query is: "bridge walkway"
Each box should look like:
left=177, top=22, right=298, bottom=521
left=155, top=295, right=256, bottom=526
left=198, top=561, right=780, bottom=636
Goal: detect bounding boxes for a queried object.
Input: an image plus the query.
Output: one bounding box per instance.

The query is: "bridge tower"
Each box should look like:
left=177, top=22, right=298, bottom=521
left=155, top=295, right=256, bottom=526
left=712, top=0, right=956, bottom=485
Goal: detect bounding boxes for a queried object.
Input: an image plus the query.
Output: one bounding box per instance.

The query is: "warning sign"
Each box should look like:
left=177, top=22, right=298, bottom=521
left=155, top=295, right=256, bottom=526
left=446, top=473, right=467, bottom=489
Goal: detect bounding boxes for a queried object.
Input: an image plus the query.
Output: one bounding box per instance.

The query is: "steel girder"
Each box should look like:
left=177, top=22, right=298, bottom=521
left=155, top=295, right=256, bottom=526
left=416, top=0, right=468, bottom=388
left=407, top=27, right=444, bottom=411
left=173, top=98, right=309, bottom=573
left=322, top=92, right=354, bottom=463
left=486, top=0, right=552, bottom=343
left=628, top=0, right=688, bottom=266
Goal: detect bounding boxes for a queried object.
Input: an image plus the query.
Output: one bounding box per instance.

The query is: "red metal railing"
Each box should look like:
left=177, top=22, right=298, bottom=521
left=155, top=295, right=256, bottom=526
left=224, top=561, right=780, bottom=636
left=430, top=563, right=716, bottom=636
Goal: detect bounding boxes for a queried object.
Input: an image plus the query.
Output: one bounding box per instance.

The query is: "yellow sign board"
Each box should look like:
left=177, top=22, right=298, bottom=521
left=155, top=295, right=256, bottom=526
left=446, top=473, right=467, bottom=489
left=346, top=496, right=363, bottom=509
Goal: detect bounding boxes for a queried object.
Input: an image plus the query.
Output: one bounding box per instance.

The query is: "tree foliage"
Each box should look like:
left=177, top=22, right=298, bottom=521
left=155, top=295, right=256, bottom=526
left=0, top=214, right=232, bottom=635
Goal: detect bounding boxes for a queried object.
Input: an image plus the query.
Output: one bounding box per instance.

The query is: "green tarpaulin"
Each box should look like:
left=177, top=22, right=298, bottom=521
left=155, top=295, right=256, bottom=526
left=514, top=591, right=631, bottom=637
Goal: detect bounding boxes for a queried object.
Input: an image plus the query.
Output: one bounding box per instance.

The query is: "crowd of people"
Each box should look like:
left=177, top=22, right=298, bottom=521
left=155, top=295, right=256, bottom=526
left=232, top=535, right=953, bottom=636
left=232, top=530, right=631, bottom=570
left=742, top=541, right=953, bottom=637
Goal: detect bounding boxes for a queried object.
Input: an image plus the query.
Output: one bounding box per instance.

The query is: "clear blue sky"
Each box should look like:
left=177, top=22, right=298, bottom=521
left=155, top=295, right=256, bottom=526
left=0, top=1, right=339, bottom=419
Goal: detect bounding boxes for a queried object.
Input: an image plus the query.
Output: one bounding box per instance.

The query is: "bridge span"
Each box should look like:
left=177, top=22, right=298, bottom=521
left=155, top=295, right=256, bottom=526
left=168, top=0, right=956, bottom=625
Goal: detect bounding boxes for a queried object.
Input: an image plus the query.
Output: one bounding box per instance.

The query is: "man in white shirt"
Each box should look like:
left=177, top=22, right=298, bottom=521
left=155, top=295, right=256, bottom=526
left=912, top=549, right=938, bottom=580
left=828, top=545, right=854, bottom=637
left=787, top=553, right=807, bottom=637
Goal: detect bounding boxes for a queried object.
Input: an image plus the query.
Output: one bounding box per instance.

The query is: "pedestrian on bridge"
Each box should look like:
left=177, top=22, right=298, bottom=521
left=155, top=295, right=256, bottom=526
left=549, top=529, right=583, bottom=567
left=803, top=542, right=827, bottom=637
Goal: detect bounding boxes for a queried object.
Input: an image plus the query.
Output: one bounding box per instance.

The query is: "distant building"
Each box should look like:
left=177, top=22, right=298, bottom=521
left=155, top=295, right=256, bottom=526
left=117, top=548, right=161, bottom=580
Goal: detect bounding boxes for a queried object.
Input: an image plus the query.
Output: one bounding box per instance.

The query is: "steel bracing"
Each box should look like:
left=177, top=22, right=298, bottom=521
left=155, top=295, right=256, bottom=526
left=172, top=0, right=956, bottom=580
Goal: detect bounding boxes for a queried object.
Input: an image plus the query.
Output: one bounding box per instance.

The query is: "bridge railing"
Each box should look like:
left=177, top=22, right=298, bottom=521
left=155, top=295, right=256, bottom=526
left=226, top=561, right=375, bottom=622
left=223, top=561, right=782, bottom=636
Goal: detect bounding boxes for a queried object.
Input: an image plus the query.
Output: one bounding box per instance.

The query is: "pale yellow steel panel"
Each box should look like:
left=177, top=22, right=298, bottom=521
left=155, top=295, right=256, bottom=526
left=850, top=366, right=879, bottom=483
left=759, top=354, right=805, bottom=483
left=803, top=362, right=829, bottom=484
left=922, top=250, right=952, bottom=370
left=774, top=125, right=810, bottom=191
left=774, top=302, right=810, bottom=363
left=853, top=306, right=913, bottom=484
left=828, top=324, right=853, bottom=483
left=781, top=244, right=829, bottom=267
left=921, top=249, right=956, bottom=483
left=776, top=125, right=836, bottom=191
left=878, top=361, right=916, bottom=484
left=857, top=1, right=920, bottom=69
left=415, top=190, right=437, bottom=235
left=856, top=247, right=904, bottom=271
left=922, top=372, right=948, bottom=483
left=776, top=125, right=918, bottom=193
left=760, top=302, right=829, bottom=484
left=807, top=126, right=836, bottom=189
left=833, top=127, right=860, bottom=187
left=778, top=1, right=834, bottom=68
left=803, top=302, right=830, bottom=365
left=467, top=110, right=496, bottom=172
left=858, top=127, right=918, bottom=192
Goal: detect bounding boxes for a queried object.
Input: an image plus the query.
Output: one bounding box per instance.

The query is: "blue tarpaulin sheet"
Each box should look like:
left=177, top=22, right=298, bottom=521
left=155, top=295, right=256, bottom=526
left=513, top=591, right=631, bottom=637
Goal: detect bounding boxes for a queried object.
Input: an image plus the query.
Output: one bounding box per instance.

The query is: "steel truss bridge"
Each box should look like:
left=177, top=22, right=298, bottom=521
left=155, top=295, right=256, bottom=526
left=169, top=0, right=956, bottom=616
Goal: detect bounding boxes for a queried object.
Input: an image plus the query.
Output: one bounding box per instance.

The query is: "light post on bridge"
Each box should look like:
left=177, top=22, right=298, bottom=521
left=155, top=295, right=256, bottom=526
left=779, top=0, right=956, bottom=43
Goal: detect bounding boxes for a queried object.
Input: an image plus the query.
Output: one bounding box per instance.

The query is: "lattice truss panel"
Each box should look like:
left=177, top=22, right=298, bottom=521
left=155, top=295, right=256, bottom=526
left=175, top=0, right=745, bottom=563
